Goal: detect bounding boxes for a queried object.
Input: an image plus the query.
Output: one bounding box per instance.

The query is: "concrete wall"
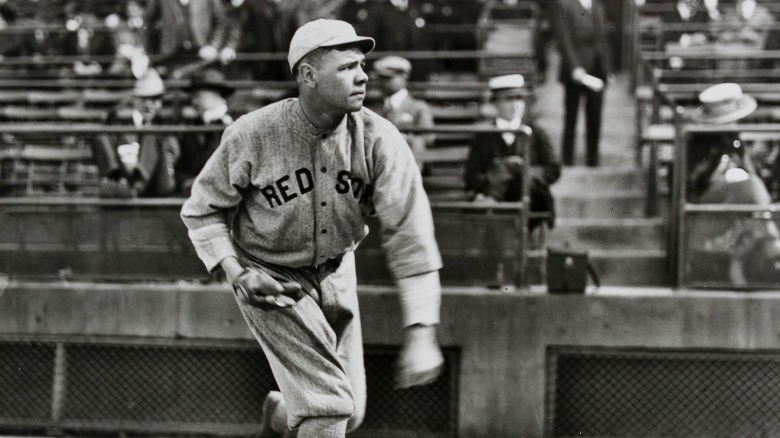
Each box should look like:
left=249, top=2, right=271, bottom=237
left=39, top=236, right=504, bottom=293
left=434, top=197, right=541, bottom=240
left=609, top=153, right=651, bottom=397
left=3, top=282, right=780, bottom=437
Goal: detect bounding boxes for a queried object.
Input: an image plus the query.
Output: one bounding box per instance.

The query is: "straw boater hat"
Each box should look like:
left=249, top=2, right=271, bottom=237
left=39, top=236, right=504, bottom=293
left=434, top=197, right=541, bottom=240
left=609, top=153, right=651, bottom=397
left=186, top=68, right=235, bottom=97
left=488, top=74, right=526, bottom=100
left=288, top=19, right=375, bottom=73
left=690, top=83, right=757, bottom=124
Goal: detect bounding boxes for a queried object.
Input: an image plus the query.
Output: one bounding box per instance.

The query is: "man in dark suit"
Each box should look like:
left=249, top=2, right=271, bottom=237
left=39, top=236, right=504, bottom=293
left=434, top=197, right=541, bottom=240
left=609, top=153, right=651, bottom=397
left=552, top=0, right=611, bottom=167
left=464, top=74, right=561, bottom=230
left=177, top=68, right=234, bottom=196
left=144, top=0, right=226, bottom=67
left=371, top=55, right=435, bottom=172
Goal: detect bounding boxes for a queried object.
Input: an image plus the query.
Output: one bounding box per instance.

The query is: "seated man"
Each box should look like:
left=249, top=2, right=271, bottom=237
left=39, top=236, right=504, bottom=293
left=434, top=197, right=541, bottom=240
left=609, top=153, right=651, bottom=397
left=464, top=74, right=561, bottom=230
left=371, top=55, right=434, bottom=172
left=176, top=68, right=234, bottom=196
left=93, top=69, right=180, bottom=197
left=686, top=83, right=780, bottom=286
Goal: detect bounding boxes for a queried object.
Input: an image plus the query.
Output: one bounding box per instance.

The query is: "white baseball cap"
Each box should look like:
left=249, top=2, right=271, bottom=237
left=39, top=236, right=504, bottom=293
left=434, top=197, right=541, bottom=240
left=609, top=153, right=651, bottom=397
left=288, top=19, right=375, bottom=73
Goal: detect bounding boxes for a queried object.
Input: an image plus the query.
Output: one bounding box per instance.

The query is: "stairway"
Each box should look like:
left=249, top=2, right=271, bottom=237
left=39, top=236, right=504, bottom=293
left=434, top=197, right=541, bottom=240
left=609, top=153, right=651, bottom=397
left=527, top=60, right=670, bottom=286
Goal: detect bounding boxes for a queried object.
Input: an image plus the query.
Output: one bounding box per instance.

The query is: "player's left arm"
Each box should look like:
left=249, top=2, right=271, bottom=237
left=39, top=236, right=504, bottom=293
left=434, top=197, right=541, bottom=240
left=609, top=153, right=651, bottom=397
left=369, top=122, right=444, bottom=388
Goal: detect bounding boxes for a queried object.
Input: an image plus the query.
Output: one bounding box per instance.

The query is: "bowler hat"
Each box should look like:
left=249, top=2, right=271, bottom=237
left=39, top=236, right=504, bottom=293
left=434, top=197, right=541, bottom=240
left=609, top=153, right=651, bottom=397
left=186, top=68, right=235, bottom=97
left=288, top=19, right=375, bottom=73
left=690, top=83, right=757, bottom=124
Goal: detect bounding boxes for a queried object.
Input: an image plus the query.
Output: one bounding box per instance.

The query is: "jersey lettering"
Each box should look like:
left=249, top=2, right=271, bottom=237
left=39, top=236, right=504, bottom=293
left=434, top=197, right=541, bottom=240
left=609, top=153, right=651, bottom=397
left=335, top=170, right=373, bottom=205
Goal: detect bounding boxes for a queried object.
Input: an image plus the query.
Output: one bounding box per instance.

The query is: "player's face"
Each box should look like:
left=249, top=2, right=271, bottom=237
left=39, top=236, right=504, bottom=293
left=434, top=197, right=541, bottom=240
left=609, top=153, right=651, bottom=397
left=315, top=47, right=368, bottom=113
left=494, top=95, right=525, bottom=121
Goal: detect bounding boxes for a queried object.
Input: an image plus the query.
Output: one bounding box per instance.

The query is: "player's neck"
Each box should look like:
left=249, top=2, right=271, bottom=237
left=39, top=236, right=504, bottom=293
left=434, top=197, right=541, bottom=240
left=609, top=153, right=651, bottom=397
left=298, top=97, right=345, bottom=131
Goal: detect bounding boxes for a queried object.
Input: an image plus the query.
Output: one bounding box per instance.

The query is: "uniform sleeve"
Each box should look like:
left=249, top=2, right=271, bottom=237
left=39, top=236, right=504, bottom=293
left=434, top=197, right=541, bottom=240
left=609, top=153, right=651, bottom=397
left=370, top=123, right=443, bottom=280
left=180, top=122, right=251, bottom=271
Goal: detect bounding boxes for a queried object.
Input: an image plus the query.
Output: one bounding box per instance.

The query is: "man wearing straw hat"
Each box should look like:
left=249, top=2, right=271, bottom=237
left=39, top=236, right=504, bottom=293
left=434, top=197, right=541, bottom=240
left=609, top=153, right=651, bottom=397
left=181, top=19, right=444, bottom=438
left=686, top=82, right=780, bottom=286
left=464, top=74, right=561, bottom=230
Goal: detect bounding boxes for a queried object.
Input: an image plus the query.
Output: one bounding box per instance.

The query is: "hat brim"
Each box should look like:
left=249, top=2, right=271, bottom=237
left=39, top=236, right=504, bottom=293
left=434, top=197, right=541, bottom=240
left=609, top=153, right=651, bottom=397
left=320, top=35, right=375, bottom=55
left=490, top=88, right=527, bottom=99
left=690, top=95, right=757, bottom=124
left=186, top=82, right=235, bottom=96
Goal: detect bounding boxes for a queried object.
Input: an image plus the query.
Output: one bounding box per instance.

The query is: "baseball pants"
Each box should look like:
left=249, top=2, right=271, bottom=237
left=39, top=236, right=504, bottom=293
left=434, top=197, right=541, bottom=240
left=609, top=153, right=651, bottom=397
left=234, top=249, right=366, bottom=433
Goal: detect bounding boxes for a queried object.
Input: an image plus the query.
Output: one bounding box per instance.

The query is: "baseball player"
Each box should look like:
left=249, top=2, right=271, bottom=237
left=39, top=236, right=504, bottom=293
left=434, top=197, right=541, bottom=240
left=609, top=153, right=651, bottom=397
left=180, top=19, right=444, bottom=438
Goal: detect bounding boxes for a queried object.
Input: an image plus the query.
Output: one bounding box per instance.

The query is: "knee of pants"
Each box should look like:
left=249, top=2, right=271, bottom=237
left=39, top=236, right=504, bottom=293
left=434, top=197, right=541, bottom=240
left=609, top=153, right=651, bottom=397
left=345, top=402, right=365, bottom=433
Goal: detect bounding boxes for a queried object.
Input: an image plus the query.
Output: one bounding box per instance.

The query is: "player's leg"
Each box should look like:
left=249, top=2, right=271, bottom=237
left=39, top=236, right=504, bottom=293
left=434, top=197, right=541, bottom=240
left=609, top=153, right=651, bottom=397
left=234, top=264, right=355, bottom=437
left=318, top=252, right=366, bottom=432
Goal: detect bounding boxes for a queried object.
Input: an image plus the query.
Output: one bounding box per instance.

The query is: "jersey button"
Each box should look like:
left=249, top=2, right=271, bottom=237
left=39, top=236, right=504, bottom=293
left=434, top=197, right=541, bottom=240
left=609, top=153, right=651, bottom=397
left=321, top=134, right=327, bottom=139
left=321, top=201, right=327, bottom=207
left=320, top=166, right=327, bottom=173
left=321, top=229, right=327, bottom=234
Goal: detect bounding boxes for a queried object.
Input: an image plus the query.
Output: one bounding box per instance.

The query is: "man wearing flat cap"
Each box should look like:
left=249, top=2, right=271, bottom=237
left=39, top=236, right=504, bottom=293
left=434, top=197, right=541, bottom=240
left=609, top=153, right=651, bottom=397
left=372, top=55, right=435, bottom=172
left=176, top=68, right=234, bottom=195
left=685, top=82, right=780, bottom=287
left=464, top=74, right=561, bottom=230
left=180, top=19, right=444, bottom=438
left=93, top=68, right=180, bottom=197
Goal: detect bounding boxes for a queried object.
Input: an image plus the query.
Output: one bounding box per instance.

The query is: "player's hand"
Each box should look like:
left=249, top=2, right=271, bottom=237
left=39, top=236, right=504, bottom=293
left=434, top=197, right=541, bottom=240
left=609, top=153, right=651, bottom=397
left=502, top=155, right=524, bottom=172
left=396, top=325, right=444, bottom=389
left=220, top=47, right=237, bottom=64
left=198, top=45, right=218, bottom=61
left=232, top=267, right=304, bottom=309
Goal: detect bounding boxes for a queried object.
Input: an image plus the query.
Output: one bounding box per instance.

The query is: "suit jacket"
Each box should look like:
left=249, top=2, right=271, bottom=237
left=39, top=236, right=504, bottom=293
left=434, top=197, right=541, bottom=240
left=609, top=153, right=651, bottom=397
left=145, top=0, right=226, bottom=57
left=176, top=113, right=232, bottom=195
left=375, top=93, right=436, bottom=168
left=552, top=0, right=611, bottom=83
left=464, top=120, right=561, bottom=226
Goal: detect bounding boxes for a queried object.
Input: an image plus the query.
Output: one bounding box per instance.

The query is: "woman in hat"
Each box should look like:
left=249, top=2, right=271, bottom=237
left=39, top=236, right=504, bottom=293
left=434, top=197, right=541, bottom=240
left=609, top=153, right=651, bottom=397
left=685, top=83, right=780, bottom=287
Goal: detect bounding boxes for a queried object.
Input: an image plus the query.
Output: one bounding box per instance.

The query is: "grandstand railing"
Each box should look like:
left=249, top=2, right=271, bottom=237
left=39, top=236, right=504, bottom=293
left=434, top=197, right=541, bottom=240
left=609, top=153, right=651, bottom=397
left=0, top=124, right=536, bottom=289
left=671, top=124, right=780, bottom=289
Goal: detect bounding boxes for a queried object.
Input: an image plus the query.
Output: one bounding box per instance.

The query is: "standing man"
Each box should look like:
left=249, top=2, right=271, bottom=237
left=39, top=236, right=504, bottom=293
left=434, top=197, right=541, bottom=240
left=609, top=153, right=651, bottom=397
left=180, top=19, right=444, bottom=438
left=144, top=0, right=227, bottom=71
left=372, top=55, right=435, bottom=172
left=552, top=0, right=611, bottom=167
left=464, top=74, right=561, bottom=230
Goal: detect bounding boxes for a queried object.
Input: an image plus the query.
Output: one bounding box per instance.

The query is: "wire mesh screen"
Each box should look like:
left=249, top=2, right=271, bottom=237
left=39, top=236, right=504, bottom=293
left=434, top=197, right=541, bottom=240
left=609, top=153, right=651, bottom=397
left=63, top=343, right=276, bottom=424
left=0, top=341, right=55, bottom=421
left=548, top=347, right=780, bottom=437
left=0, top=339, right=458, bottom=437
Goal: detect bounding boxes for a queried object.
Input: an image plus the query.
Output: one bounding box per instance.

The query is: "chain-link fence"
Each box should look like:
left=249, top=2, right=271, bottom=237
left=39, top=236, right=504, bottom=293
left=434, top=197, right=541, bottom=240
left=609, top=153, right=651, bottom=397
left=0, top=338, right=458, bottom=437
left=547, top=347, right=780, bottom=437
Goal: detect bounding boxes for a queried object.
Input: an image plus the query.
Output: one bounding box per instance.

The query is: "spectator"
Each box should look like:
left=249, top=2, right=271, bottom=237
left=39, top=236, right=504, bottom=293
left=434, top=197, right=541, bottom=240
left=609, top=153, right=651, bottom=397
left=144, top=0, right=227, bottom=74
left=221, top=0, right=297, bottom=80
left=371, top=55, right=434, bottom=172
left=719, top=0, right=775, bottom=49
left=661, top=0, right=713, bottom=47
left=93, top=69, right=180, bottom=197
left=176, top=68, right=234, bottom=196
left=0, top=2, right=24, bottom=58
left=685, top=83, right=780, bottom=286
left=106, top=0, right=150, bottom=78
left=62, top=1, right=113, bottom=76
left=464, top=74, right=561, bottom=230
left=552, top=0, right=611, bottom=167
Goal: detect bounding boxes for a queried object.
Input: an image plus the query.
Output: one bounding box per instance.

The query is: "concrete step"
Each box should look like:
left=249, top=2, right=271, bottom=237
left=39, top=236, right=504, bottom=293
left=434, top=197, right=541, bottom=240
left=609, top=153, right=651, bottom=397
left=556, top=190, right=648, bottom=218
left=554, top=166, right=647, bottom=193
left=548, top=218, right=666, bottom=251
left=526, top=249, right=669, bottom=286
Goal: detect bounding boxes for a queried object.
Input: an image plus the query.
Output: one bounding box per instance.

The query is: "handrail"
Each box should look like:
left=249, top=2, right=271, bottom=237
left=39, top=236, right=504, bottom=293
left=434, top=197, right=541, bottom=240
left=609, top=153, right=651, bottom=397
left=0, top=49, right=536, bottom=66
left=642, top=49, right=780, bottom=61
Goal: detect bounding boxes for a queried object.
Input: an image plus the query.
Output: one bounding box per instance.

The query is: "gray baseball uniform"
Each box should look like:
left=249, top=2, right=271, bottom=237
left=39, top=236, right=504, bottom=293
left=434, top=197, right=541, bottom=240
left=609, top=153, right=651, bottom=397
left=180, top=97, right=442, bottom=429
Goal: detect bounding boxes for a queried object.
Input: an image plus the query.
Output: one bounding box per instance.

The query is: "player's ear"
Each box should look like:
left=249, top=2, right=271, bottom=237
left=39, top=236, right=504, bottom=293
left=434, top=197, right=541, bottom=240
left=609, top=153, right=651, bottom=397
left=298, top=62, right=317, bottom=88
